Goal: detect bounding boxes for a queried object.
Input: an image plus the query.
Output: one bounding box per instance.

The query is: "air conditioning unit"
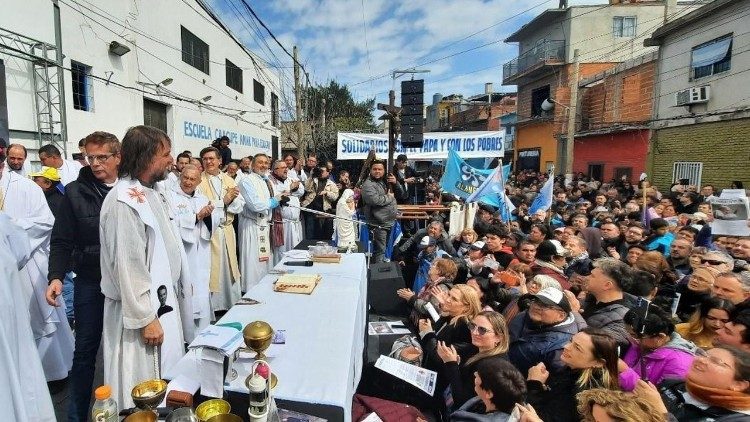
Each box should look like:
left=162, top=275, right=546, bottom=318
left=675, top=86, right=710, bottom=106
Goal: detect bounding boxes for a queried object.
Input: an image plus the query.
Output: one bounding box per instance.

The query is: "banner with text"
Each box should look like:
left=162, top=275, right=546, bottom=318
left=337, top=131, right=504, bottom=160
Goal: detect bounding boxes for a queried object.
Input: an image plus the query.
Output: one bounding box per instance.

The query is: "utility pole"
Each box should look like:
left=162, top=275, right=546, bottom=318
left=565, top=49, right=580, bottom=180
left=293, top=46, right=305, bottom=160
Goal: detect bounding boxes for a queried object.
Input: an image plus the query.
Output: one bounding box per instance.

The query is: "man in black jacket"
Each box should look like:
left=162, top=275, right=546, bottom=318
left=44, top=131, right=121, bottom=422
left=29, top=166, right=65, bottom=218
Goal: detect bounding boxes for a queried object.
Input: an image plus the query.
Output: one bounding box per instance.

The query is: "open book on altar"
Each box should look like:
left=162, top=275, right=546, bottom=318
left=273, top=273, right=322, bottom=295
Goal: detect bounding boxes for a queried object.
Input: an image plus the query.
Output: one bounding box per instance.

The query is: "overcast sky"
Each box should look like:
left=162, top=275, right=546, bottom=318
left=205, top=0, right=614, bottom=113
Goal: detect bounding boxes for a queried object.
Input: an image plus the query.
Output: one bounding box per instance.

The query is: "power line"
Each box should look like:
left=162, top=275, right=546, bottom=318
left=236, top=0, right=312, bottom=86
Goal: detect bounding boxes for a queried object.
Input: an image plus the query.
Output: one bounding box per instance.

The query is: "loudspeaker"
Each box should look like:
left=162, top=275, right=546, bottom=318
left=368, top=262, right=408, bottom=317
left=400, top=79, right=424, bottom=149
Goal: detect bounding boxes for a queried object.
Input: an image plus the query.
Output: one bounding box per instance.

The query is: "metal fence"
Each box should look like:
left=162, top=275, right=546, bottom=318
left=503, top=40, right=566, bottom=81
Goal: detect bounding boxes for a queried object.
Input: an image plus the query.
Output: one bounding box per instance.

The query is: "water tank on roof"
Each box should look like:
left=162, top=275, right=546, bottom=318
left=433, top=93, right=442, bottom=106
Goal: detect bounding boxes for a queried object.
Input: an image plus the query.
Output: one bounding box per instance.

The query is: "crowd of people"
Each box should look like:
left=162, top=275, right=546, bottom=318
left=1, top=128, right=750, bottom=421
left=362, top=167, right=750, bottom=421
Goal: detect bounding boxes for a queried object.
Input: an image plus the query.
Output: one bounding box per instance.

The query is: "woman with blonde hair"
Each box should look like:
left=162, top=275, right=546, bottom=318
left=526, top=327, right=621, bottom=421
left=453, top=227, right=478, bottom=258
left=418, top=285, right=482, bottom=401
left=437, top=310, right=510, bottom=410
left=577, top=388, right=666, bottom=422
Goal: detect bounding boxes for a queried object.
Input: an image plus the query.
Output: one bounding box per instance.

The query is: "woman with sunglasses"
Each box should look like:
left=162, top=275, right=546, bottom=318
left=525, top=327, right=621, bottom=422
left=619, top=305, right=699, bottom=392
left=676, top=297, right=735, bottom=349
left=675, top=266, right=721, bottom=322
left=419, top=285, right=482, bottom=390
left=636, top=346, right=750, bottom=421
left=437, top=311, right=510, bottom=411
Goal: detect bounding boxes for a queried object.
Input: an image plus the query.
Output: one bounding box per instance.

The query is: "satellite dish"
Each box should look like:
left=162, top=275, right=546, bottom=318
left=541, top=98, right=554, bottom=111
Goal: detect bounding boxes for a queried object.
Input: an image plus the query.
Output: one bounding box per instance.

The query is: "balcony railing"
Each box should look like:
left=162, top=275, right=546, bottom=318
left=503, top=40, right=566, bottom=82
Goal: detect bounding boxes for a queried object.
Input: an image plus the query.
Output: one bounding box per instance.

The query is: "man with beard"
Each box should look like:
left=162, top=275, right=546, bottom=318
left=238, top=153, right=287, bottom=291
left=98, top=126, right=190, bottom=409
left=45, top=131, right=120, bottom=421
left=239, top=156, right=252, bottom=175
left=269, top=159, right=303, bottom=264
left=197, top=146, right=243, bottom=313
left=600, top=222, right=626, bottom=259
left=3, top=143, right=30, bottom=176
left=361, top=160, right=402, bottom=263
left=301, top=164, right=339, bottom=240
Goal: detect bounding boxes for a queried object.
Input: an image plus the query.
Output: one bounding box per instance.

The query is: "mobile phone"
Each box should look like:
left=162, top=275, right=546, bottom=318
left=72, top=152, right=83, bottom=161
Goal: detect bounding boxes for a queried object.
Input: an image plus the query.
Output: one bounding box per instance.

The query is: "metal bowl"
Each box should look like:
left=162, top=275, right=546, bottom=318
left=195, top=399, right=231, bottom=422
left=124, top=410, right=158, bottom=422
left=205, top=414, right=243, bottom=422
left=131, top=379, right=168, bottom=409
left=166, top=407, right=198, bottom=422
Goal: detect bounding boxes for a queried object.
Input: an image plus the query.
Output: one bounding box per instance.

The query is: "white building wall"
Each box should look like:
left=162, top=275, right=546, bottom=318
left=653, top=0, right=750, bottom=126
left=1, top=0, right=280, bottom=160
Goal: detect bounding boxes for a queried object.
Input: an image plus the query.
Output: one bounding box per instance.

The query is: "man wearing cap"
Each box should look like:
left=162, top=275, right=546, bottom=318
left=533, top=240, right=570, bottom=290
left=412, top=235, right=449, bottom=292
left=30, top=167, right=65, bottom=218
left=508, top=287, right=586, bottom=376
left=465, top=240, right=490, bottom=279
left=38, top=143, right=83, bottom=186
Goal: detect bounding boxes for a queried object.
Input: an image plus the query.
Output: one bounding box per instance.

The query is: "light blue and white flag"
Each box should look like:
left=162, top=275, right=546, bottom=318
left=440, top=150, right=494, bottom=200
left=529, top=169, right=555, bottom=215
left=466, top=161, right=515, bottom=222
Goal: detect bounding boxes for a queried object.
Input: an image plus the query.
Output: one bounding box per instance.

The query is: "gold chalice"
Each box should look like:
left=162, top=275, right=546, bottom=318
left=195, top=399, right=231, bottom=422
left=242, top=321, right=274, bottom=359
left=124, top=410, right=158, bottom=422
left=131, top=379, right=168, bottom=411
left=205, top=414, right=243, bottom=422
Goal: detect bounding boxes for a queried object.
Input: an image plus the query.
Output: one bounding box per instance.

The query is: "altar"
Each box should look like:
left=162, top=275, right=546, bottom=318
left=165, top=253, right=368, bottom=421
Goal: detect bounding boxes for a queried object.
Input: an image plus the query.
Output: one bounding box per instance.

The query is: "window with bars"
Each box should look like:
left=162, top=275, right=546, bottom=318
left=253, top=79, right=265, bottom=105
left=673, top=162, right=703, bottom=188
left=181, top=26, right=210, bottom=74
left=225, top=59, right=242, bottom=93
left=691, top=34, right=732, bottom=80
left=613, top=16, right=636, bottom=38
left=71, top=61, right=93, bottom=111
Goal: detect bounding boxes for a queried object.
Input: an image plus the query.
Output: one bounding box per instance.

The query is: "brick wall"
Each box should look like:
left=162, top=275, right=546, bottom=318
left=573, top=129, right=649, bottom=182
left=580, top=60, right=655, bottom=131
left=650, top=118, right=750, bottom=189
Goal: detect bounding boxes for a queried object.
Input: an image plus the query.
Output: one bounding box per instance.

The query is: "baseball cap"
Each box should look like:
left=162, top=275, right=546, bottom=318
left=28, top=166, right=61, bottom=182
left=536, top=240, right=567, bottom=260
left=533, top=287, right=572, bottom=313
left=418, top=235, right=437, bottom=249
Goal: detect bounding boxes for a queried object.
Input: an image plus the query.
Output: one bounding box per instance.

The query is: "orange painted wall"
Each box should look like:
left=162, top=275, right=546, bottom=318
left=514, top=121, right=557, bottom=171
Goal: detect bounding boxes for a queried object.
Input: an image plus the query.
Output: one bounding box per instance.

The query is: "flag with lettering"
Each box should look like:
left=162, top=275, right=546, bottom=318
left=439, top=150, right=493, bottom=200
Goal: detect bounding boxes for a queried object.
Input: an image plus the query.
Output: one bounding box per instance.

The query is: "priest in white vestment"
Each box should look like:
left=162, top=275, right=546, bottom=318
left=238, top=153, right=284, bottom=291
left=39, top=143, right=83, bottom=186
left=168, top=165, right=213, bottom=341
left=269, top=159, right=304, bottom=264
left=99, top=126, right=189, bottom=409
left=196, top=146, right=244, bottom=313
left=0, top=213, right=56, bottom=422
left=0, top=162, right=74, bottom=382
